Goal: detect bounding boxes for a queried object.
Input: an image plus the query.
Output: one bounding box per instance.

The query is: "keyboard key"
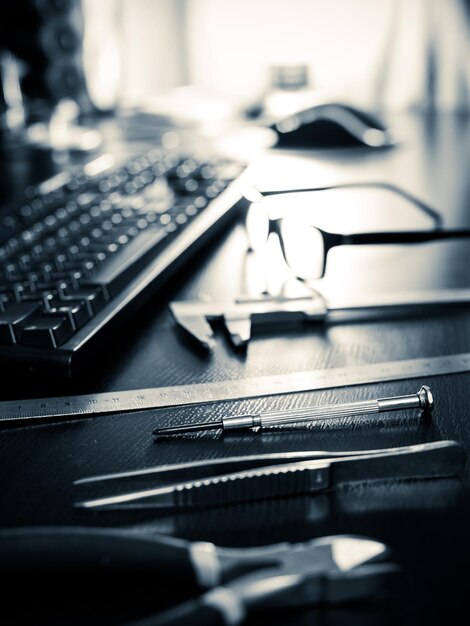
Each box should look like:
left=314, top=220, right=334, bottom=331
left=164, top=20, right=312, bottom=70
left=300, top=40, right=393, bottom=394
left=0, top=302, right=41, bottom=344
left=60, top=287, right=108, bottom=315
left=0, top=293, right=13, bottom=312
left=194, top=195, right=208, bottom=209
left=49, top=301, right=91, bottom=330
left=63, top=260, right=96, bottom=277
left=21, top=315, right=74, bottom=348
left=5, top=237, right=21, bottom=256
left=194, top=164, right=216, bottom=180
left=21, top=290, right=56, bottom=310
left=82, top=227, right=169, bottom=297
left=50, top=269, right=83, bottom=289
left=170, top=178, right=201, bottom=196
left=0, top=214, right=21, bottom=243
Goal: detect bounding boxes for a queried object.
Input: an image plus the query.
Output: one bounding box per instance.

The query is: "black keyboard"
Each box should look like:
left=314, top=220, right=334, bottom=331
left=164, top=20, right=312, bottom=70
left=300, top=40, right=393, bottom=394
left=0, top=148, right=246, bottom=378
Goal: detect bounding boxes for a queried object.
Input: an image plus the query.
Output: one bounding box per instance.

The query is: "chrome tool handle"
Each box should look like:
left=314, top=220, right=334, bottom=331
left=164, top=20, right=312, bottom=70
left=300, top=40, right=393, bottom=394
left=259, top=399, right=379, bottom=427
left=172, top=462, right=331, bottom=508
left=255, top=386, right=432, bottom=429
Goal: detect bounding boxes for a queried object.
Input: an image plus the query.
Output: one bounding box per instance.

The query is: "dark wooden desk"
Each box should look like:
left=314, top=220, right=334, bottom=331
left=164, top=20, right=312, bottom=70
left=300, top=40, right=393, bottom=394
left=1, top=112, right=469, bottom=625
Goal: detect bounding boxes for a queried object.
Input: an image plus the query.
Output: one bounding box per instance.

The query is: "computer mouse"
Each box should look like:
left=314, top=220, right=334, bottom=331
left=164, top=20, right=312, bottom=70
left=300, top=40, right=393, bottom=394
left=272, top=102, right=395, bottom=148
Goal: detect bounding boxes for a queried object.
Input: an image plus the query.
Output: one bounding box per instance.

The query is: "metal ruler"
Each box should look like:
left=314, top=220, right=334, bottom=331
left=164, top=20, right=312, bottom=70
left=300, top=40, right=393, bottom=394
left=1, top=353, right=470, bottom=427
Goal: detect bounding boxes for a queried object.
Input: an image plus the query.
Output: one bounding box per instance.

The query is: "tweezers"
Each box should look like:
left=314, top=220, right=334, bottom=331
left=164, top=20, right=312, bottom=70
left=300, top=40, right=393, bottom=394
left=75, top=440, right=465, bottom=510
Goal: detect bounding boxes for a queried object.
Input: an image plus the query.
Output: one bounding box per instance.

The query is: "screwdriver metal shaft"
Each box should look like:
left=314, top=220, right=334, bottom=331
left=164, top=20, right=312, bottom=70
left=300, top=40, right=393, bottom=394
left=154, top=385, right=433, bottom=437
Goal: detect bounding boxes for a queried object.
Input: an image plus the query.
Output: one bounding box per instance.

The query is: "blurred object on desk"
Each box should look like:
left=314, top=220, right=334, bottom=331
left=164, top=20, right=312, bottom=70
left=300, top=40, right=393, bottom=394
left=258, top=61, right=313, bottom=121
left=26, top=97, right=102, bottom=152
left=269, top=101, right=396, bottom=150
left=81, top=0, right=122, bottom=113
left=0, top=51, right=25, bottom=146
left=245, top=56, right=396, bottom=150
left=0, top=0, right=87, bottom=104
left=0, top=0, right=101, bottom=153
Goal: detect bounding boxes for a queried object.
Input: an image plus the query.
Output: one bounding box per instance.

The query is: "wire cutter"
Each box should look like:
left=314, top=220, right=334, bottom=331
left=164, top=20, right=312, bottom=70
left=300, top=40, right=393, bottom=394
left=75, top=440, right=465, bottom=511
left=0, top=526, right=396, bottom=626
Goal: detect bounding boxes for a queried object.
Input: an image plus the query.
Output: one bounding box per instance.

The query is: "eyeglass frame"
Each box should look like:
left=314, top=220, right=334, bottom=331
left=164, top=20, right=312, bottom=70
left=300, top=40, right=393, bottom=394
left=244, top=182, right=470, bottom=280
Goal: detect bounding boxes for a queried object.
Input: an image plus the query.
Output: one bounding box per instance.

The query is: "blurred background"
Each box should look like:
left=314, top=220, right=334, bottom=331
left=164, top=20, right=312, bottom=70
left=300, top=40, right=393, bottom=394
left=1, top=0, right=470, bottom=150
left=96, top=0, right=470, bottom=113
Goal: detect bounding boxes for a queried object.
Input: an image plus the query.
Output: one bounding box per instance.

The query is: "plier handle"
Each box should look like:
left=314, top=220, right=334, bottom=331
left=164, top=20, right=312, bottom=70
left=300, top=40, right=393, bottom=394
left=0, top=527, right=395, bottom=626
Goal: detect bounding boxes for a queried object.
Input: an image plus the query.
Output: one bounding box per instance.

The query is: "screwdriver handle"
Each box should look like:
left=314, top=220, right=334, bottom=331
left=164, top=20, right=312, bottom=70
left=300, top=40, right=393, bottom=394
left=259, top=399, right=379, bottom=427
left=221, top=400, right=379, bottom=430
left=222, top=386, right=432, bottom=431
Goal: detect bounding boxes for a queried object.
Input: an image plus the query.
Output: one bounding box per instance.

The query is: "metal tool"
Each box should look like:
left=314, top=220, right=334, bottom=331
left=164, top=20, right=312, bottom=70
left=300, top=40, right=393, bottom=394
left=154, top=385, right=433, bottom=436
left=1, top=353, right=469, bottom=427
left=169, top=289, right=470, bottom=349
left=75, top=440, right=465, bottom=510
left=0, top=527, right=394, bottom=625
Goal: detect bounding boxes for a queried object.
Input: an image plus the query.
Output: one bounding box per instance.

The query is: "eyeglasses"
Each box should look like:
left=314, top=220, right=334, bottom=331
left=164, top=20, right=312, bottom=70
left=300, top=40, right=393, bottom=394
left=245, top=186, right=470, bottom=281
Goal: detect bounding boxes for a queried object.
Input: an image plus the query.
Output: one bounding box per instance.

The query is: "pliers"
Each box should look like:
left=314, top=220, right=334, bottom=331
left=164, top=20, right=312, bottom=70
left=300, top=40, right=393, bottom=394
left=0, top=526, right=396, bottom=626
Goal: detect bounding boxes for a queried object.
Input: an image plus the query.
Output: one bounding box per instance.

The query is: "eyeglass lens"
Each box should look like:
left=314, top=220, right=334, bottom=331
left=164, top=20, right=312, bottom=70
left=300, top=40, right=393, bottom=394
left=245, top=201, right=270, bottom=252
left=279, top=219, right=325, bottom=280
left=246, top=201, right=326, bottom=280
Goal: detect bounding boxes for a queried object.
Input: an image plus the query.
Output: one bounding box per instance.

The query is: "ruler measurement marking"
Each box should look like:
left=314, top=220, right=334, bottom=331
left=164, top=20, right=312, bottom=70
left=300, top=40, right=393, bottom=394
left=1, top=353, right=470, bottom=426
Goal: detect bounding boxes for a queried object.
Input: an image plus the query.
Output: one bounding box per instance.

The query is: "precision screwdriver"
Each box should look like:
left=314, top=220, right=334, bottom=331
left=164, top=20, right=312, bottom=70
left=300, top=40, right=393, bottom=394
left=154, top=385, right=433, bottom=437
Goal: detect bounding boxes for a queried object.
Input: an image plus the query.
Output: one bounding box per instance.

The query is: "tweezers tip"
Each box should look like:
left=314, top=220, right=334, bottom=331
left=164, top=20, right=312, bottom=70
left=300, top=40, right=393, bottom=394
left=74, top=476, right=97, bottom=486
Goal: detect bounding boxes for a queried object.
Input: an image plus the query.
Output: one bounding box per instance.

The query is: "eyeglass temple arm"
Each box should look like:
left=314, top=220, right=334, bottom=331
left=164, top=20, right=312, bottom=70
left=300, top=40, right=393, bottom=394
left=341, top=229, right=470, bottom=246
left=258, top=183, right=443, bottom=228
